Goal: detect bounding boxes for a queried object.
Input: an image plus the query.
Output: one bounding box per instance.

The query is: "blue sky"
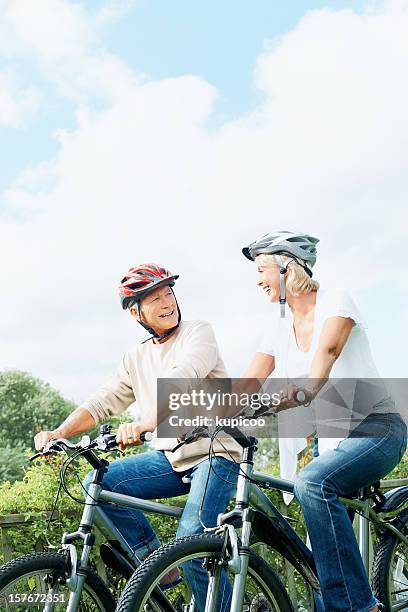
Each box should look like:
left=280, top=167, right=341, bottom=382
left=1, top=0, right=367, bottom=200
left=104, top=0, right=367, bottom=115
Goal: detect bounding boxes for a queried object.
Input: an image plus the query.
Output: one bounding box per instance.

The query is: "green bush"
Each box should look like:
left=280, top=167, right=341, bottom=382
left=0, top=441, right=181, bottom=562
left=0, top=444, right=30, bottom=483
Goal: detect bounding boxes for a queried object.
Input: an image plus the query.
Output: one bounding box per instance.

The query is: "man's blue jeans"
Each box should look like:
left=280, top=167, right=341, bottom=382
left=83, top=450, right=238, bottom=610
left=294, top=412, right=407, bottom=612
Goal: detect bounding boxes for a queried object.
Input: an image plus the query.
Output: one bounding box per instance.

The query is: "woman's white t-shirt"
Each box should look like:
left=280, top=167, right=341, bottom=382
left=257, top=287, right=395, bottom=499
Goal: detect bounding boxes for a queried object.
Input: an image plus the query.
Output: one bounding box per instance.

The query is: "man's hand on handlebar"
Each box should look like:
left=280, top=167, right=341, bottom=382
left=34, top=429, right=63, bottom=451
left=116, top=422, right=154, bottom=450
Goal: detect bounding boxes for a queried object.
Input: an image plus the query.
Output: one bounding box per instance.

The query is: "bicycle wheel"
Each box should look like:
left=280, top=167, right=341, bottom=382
left=116, top=533, right=294, bottom=612
left=0, top=551, right=115, bottom=611
left=372, top=508, right=408, bottom=611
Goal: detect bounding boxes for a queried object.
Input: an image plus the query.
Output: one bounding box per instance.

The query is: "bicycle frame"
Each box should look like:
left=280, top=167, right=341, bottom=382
left=338, top=495, right=408, bottom=574
left=206, top=441, right=408, bottom=612
left=207, top=443, right=320, bottom=612
left=58, top=458, right=184, bottom=612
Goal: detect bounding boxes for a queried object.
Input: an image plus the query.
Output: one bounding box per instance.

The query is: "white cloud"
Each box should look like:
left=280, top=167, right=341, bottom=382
left=375, top=0, right=408, bottom=13
left=1, top=0, right=408, bottom=402
left=0, top=68, right=41, bottom=127
left=0, top=0, right=138, bottom=104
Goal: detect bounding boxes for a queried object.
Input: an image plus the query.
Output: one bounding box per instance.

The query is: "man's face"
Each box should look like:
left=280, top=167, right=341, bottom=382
left=131, top=285, right=178, bottom=332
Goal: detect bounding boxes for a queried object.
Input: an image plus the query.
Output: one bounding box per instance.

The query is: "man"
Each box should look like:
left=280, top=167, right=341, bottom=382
left=34, top=263, right=241, bottom=604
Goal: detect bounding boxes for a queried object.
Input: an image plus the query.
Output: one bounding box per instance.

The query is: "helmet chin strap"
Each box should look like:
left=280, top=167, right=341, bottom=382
left=276, top=255, right=295, bottom=318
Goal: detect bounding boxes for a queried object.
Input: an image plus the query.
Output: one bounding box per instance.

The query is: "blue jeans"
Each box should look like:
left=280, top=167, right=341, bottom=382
left=83, top=450, right=238, bottom=611
left=294, top=412, right=407, bottom=612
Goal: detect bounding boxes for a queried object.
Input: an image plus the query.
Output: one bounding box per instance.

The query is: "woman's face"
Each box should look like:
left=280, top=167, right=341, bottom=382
left=131, top=285, right=178, bottom=333
left=256, top=260, right=281, bottom=303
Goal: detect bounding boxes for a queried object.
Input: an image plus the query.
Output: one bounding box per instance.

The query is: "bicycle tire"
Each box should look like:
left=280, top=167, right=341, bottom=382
left=372, top=507, right=408, bottom=611
left=0, top=551, right=116, bottom=611
left=116, top=533, right=294, bottom=612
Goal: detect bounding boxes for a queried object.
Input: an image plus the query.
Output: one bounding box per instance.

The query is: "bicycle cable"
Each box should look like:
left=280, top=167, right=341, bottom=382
left=197, top=427, right=238, bottom=529
left=198, top=426, right=264, bottom=529
left=59, top=443, right=178, bottom=506
left=48, top=444, right=146, bottom=566
left=208, top=427, right=276, bottom=488
left=60, top=446, right=100, bottom=506
left=44, top=476, right=64, bottom=549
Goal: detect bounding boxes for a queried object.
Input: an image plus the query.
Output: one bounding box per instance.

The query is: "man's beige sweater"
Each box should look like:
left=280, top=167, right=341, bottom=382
left=82, top=320, right=242, bottom=470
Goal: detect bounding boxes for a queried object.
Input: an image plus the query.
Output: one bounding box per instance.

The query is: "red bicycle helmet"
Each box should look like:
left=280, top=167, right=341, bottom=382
left=119, top=263, right=179, bottom=310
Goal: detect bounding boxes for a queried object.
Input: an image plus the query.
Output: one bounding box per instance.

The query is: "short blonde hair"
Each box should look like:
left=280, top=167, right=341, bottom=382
left=256, top=253, right=319, bottom=296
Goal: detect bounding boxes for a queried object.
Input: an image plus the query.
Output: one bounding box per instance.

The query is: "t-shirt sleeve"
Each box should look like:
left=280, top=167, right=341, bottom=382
left=321, top=289, right=368, bottom=329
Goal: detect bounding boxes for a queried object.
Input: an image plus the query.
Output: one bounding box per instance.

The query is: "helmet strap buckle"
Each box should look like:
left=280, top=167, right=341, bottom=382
left=277, top=255, right=295, bottom=319
left=279, top=264, right=287, bottom=319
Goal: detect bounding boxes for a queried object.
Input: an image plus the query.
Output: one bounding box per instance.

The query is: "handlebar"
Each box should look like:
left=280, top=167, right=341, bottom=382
left=30, top=427, right=153, bottom=462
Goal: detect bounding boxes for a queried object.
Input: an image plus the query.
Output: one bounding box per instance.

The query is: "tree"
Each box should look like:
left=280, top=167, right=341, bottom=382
left=0, top=370, right=75, bottom=449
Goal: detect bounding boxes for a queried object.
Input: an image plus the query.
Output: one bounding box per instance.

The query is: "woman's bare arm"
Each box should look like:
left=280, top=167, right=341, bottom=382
left=307, top=316, right=354, bottom=396
left=224, top=353, right=275, bottom=417
left=276, top=316, right=355, bottom=411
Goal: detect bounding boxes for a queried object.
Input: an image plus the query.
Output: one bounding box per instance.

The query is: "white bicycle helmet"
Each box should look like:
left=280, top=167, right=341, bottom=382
left=242, top=231, right=319, bottom=317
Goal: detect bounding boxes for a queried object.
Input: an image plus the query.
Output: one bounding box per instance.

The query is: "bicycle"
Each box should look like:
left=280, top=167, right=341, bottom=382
left=0, top=425, right=189, bottom=612
left=116, top=416, right=408, bottom=612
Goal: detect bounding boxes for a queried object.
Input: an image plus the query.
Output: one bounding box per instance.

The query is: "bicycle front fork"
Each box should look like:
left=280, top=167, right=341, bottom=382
left=204, top=515, right=252, bottom=612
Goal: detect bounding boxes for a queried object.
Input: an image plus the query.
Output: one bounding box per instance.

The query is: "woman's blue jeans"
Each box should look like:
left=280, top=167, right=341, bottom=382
left=83, top=450, right=238, bottom=611
left=294, top=412, right=407, bottom=612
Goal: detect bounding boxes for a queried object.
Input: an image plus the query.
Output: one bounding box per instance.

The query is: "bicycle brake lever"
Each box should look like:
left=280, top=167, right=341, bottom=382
left=104, top=445, right=125, bottom=456
left=94, top=435, right=125, bottom=455
left=252, top=403, right=278, bottom=418
left=171, top=427, right=210, bottom=452
left=29, top=452, right=43, bottom=462
left=29, top=447, right=61, bottom=461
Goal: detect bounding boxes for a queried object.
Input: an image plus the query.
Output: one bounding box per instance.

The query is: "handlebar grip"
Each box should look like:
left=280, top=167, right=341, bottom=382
left=294, top=389, right=307, bottom=403
left=294, top=388, right=312, bottom=406
left=140, top=431, right=153, bottom=443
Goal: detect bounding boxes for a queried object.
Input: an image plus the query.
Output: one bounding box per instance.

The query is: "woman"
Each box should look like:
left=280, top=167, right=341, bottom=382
left=241, top=231, right=407, bottom=612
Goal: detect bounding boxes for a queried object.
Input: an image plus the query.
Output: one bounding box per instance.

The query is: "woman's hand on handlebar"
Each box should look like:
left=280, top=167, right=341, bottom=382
left=272, top=384, right=313, bottom=412
left=116, top=422, right=154, bottom=450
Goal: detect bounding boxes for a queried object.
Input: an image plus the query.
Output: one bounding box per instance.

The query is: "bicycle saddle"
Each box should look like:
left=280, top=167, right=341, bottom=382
left=373, top=485, right=408, bottom=513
